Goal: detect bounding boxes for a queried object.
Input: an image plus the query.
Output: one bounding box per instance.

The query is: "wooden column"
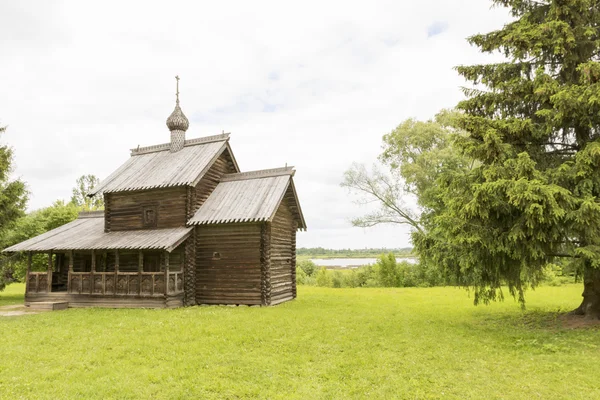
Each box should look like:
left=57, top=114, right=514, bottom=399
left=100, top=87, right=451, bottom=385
left=68, top=251, right=73, bottom=294
left=25, top=252, right=32, bottom=294
left=90, top=250, right=96, bottom=295
left=164, top=251, right=170, bottom=296
left=114, top=249, right=119, bottom=297
left=47, top=251, right=53, bottom=293
left=138, top=251, right=143, bottom=296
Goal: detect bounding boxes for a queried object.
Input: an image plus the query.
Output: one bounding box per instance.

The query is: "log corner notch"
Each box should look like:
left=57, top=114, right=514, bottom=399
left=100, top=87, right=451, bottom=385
left=183, top=232, right=196, bottom=306
left=260, top=222, right=272, bottom=306
left=572, top=267, right=600, bottom=320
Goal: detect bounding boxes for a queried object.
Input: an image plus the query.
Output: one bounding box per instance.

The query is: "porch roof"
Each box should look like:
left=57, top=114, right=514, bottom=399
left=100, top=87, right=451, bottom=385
left=3, top=212, right=192, bottom=253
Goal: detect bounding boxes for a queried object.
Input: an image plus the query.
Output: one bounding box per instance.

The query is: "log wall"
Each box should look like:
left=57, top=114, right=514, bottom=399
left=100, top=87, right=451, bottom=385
left=195, top=224, right=263, bottom=305
left=105, top=187, right=188, bottom=231
left=269, top=201, right=296, bottom=305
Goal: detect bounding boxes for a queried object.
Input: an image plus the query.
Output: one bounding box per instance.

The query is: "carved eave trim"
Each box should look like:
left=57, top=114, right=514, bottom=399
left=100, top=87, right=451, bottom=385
left=78, top=211, right=104, bottom=219
left=130, top=133, right=231, bottom=156
left=220, top=167, right=295, bottom=182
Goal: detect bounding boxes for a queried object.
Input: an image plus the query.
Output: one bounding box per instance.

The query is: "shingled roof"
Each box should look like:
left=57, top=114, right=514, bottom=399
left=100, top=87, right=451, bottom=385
left=3, top=212, right=192, bottom=253
left=89, top=133, right=239, bottom=195
left=188, top=167, right=307, bottom=230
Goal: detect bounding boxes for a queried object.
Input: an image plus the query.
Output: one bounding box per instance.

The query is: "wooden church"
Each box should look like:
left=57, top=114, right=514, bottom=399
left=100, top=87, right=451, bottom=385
left=3, top=78, right=306, bottom=308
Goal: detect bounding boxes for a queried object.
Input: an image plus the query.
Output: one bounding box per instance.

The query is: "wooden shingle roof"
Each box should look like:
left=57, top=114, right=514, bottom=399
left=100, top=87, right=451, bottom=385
left=89, top=133, right=239, bottom=195
left=187, top=167, right=307, bottom=230
left=3, top=212, right=192, bottom=253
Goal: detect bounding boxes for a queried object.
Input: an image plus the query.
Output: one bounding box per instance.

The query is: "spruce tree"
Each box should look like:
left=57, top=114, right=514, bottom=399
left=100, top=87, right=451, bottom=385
left=422, top=0, right=600, bottom=318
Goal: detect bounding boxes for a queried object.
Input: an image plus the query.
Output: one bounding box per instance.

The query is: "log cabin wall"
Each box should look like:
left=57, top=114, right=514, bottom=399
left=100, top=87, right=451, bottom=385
left=195, top=223, right=263, bottom=305
left=105, top=187, right=188, bottom=231
left=269, top=200, right=296, bottom=305
left=192, top=149, right=237, bottom=215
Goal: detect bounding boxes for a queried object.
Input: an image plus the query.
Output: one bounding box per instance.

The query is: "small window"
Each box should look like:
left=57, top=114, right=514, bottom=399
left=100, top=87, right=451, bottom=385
left=142, top=205, right=158, bottom=228
left=212, top=252, right=221, bottom=260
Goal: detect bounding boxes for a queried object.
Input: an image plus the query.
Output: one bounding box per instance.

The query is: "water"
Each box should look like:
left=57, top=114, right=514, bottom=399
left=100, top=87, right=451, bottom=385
left=310, top=257, right=417, bottom=269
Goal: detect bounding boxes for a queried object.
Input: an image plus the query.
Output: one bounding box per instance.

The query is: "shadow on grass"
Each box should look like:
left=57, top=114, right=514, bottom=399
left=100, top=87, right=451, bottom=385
left=471, top=308, right=600, bottom=333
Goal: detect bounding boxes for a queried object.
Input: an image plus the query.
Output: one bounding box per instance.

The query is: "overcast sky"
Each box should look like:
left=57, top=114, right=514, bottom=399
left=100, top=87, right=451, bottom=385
left=0, top=1, right=511, bottom=249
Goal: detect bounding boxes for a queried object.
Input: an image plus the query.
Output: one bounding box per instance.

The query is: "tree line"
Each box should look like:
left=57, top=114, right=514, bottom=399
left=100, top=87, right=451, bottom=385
left=297, top=247, right=414, bottom=258
left=0, top=125, right=102, bottom=290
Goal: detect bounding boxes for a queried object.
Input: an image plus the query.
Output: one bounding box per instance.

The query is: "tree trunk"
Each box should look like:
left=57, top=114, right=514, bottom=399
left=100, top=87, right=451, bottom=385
left=571, top=266, right=600, bottom=319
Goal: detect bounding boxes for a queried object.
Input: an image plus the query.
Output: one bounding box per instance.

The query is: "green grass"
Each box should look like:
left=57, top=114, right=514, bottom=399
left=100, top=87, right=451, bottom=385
left=0, top=283, right=26, bottom=307
left=0, top=283, right=598, bottom=399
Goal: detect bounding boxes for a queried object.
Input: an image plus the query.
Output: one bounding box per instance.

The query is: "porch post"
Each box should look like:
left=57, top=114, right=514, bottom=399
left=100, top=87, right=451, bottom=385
left=138, top=251, right=143, bottom=295
left=68, top=250, right=73, bottom=294
left=47, top=251, right=53, bottom=293
left=164, top=251, right=170, bottom=296
left=90, top=250, right=96, bottom=295
left=25, top=252, right=32, bottom=294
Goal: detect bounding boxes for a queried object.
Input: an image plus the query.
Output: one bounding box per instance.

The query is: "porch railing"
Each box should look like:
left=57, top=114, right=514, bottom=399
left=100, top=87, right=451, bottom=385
left=68, top=271, right=183, bottom=296
left=27, top=272, right=49, bottom=293
left=25, top=250, right=184, bottom=297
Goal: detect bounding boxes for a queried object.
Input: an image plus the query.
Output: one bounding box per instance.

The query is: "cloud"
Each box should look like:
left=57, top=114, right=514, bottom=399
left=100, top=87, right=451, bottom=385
left=427, top=21, right=449, bottom=38
left=0, top=0, right=511, bottom=249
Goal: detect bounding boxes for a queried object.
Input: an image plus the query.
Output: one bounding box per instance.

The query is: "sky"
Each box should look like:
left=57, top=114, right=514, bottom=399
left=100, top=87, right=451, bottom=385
left=0, top=1, right=511, bottom=249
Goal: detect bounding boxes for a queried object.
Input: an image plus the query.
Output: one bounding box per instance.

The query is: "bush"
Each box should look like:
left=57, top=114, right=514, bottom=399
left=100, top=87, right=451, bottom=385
left=541, top=263, right=575, bottom=286
left=375, top=253, right=400, bottom=287
left=294, top=255, right=457, bottom=289
left=296, top=267, right=308, bottom=285
left=315, top=267, right=333, bottom=287
left=298, top=260, right=318, bottom=277
left=332, top=271, right=344, bottom=288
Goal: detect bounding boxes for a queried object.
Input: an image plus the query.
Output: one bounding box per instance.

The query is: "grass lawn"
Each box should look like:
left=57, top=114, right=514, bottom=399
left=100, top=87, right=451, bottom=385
left=0, top=283, right=26, bottom=307
left=0, top=283, right=598, bottom=399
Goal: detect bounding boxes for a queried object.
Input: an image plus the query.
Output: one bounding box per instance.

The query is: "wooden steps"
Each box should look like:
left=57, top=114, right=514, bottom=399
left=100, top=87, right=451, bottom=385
left=27, top=301, right=69, bottom=311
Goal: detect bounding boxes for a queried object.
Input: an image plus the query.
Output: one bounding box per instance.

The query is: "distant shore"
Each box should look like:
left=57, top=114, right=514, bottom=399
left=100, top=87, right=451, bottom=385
left=298, top=254, right=416, bottom=260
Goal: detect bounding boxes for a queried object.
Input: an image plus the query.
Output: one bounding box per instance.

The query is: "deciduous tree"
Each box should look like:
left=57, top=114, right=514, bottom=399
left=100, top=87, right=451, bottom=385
left=0, top=124, right=28, bottom=291
left=70, top=174, right=103, bottom=211
left=341, top=110, right=469, bottom=233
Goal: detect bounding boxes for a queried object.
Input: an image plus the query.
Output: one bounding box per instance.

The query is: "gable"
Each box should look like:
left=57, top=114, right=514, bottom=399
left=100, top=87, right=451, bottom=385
left=187, top=167, right=306, bottom=230
left=90, top=134, right=235, bottom=195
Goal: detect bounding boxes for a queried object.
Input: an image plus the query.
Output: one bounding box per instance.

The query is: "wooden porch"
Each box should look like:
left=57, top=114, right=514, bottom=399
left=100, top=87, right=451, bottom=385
left=25, top=249, right=184, bottom=309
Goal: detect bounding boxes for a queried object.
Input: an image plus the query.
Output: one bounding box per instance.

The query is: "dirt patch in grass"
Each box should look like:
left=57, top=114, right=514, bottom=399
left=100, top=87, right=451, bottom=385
left=0, top=304, right=39, bottom=317
left=558, top=313, right=600, bottom=329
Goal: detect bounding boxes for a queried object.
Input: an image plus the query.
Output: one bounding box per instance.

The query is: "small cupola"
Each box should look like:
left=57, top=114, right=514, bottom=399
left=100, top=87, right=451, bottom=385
left=166, top=75, right=189, bottom=152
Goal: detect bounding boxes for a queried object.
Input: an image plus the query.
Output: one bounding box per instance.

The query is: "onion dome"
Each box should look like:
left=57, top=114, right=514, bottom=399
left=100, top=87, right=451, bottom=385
left=166, top=103, right=189, bottom=132
left=167, top=76, right=188, bottom=152
left=166, top=76, right=189, bottom=132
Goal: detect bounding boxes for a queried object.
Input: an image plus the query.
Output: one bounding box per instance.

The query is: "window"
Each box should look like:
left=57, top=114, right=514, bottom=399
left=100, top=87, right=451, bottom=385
left=143, top=252, right=162, bottom=272
left=73, top=253, right=92, bottom=272
left=142, top=205, right=158, bottom=228
left=118, top=251, right=139, bottom=272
